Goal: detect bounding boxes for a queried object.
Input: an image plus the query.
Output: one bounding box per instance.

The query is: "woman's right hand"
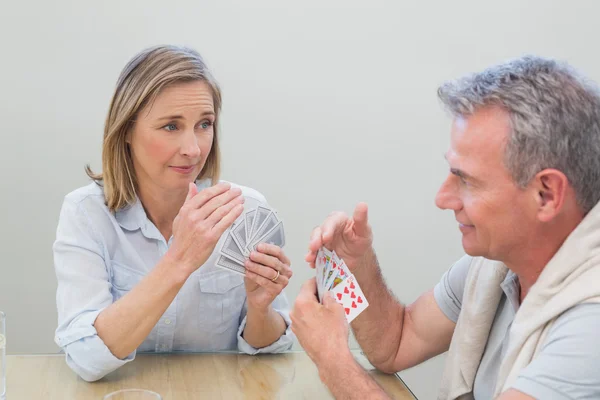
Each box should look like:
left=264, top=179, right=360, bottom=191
left=168, top=182, right=244, bottom=274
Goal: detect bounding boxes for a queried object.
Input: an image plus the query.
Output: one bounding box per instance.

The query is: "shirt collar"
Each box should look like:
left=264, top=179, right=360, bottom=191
left=114, top=197, right=146, bottom=232
left=500, top=270, right=521, bottom=313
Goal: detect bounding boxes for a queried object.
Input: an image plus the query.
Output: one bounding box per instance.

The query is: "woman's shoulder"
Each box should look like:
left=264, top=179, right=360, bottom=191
left=63, top=181, right=106, bottom=207
left=63, top=182, right=108, bottom=214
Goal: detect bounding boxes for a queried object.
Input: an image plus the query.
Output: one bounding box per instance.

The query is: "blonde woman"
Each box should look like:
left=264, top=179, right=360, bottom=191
left=53, top=45, right=294, bottom=382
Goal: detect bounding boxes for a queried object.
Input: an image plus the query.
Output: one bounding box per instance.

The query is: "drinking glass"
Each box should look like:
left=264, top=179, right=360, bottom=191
left=102, top=389, right=162, bottom=400
left=0, top=311, right=5, bottom=400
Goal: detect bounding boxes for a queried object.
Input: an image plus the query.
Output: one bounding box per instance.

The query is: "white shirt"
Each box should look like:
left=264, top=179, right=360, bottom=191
left=53, top=179, right=293, bottom=382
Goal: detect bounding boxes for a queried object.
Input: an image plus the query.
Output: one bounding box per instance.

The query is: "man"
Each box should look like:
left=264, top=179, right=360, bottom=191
left=291, top=56, right=600, bottom=400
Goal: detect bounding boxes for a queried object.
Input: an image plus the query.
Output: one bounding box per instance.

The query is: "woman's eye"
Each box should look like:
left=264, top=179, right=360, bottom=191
left=199, top=120, right=213, bottom=130
left=164, top=123, right=178, bottom=132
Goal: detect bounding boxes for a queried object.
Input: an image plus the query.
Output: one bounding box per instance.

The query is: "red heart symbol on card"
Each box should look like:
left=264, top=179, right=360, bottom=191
left=344, top=287, right=349, bottom=294
left=344, top=308, right=350, bottom=315
left=352, top=301, right=357, bottom=308
left=358, top=296, right=363, bottom=303
left=351, top=292, right=356, bottom=299
left=337, top=293, right=342, bottom=300
left=350, top=281, right=356, bottom=289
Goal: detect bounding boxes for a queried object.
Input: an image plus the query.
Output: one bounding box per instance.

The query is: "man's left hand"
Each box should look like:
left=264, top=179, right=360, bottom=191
left=291, top=277, right=351, bottom=367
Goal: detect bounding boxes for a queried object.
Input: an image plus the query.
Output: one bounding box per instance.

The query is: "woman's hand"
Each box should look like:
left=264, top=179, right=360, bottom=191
left=244, top=243, right=293, bottom=311
left=168, top=182, right=244, bottom=275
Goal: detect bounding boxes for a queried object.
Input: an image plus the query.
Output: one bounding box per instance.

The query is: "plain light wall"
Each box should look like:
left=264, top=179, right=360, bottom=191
left=2, top=1, right=600, bottom=398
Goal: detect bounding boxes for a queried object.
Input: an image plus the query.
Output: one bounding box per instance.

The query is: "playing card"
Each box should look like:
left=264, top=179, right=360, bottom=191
left=220, top=232, right=246, bottom=265
left=244, top=209, right=256, bottom=243
left=316, top=247, right=332, bottom=302
left=332, top=259, right=351, bottom=289
left=249, top=205, right=271, bottom=242
left=216, top=254, right=246, bottom=275
left=323, top=251, right=342, bottom=291
left=249, top=221, right=285, bottom=251
left=330, top=274, right=369, bottom=323
left=247, top=211, right=279, bottom=252
left=231, top=220, right=250, bottom=257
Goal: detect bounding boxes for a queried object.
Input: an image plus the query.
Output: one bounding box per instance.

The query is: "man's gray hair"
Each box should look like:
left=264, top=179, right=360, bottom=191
left=438, top=55, right=600, bottom=214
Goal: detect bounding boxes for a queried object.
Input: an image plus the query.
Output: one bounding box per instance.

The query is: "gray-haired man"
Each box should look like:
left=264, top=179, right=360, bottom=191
left=291, top=56, right=600, bottom=400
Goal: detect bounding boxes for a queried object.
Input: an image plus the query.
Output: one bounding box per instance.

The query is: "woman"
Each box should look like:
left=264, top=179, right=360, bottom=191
left=53, top=45, right=294, bottom=382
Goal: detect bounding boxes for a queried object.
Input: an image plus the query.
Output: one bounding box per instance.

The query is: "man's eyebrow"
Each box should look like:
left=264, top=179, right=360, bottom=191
left=444, top=154, right=475, bottom=181
left=450, top=168, right=472, bottom=180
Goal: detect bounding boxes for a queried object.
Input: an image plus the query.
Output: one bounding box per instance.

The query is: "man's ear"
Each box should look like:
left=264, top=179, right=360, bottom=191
left=532, top=169, right=569, bottom=222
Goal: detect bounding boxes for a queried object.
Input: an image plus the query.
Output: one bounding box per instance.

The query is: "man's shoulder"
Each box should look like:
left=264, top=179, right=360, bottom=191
left=550, top=301, right=600, bottom=336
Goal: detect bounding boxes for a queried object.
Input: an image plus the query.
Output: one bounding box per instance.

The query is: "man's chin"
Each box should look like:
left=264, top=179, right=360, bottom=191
left=461, top=237, right=486, bottom=258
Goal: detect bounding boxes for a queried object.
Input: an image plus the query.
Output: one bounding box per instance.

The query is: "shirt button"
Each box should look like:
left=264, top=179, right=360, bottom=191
left=164, top=319, right=171, bottom=325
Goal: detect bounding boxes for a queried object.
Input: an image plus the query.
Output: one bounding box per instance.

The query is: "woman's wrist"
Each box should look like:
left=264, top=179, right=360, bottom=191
left=246, top=303, right=273, bottom=319
left=162, top=249, right=194, bottom=285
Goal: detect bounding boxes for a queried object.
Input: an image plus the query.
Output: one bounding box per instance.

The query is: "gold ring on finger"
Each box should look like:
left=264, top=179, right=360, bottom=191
left=271, top=270, right=280, bottom=282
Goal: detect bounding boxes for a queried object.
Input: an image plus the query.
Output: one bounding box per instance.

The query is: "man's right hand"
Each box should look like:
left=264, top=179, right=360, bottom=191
left=305, top=202, right=373, bottom=272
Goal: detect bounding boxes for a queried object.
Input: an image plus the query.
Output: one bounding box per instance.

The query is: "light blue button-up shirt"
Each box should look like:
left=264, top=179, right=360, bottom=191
left=53, top=179, right=294, bottom=382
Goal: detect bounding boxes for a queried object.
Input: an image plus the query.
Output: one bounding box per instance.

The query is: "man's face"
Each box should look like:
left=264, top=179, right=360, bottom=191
left=435, top=106, right=537, bottom=261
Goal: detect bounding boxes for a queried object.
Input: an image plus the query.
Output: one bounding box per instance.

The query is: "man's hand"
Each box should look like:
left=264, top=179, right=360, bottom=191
left=290, top=277, right=352, bottom=368
left=292, top=278, right=391, bottom=400
left=305, top=203, right=373, bottom=272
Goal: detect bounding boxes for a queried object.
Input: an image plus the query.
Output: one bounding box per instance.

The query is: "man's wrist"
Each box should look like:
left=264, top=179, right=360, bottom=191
left=354, top=246, right=378, bottom=279
left=316, top=347, right=356, bottom=380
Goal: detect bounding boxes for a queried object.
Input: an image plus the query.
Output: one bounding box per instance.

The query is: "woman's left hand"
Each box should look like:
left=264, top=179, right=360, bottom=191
left=244, top=243, right=292, bottom=311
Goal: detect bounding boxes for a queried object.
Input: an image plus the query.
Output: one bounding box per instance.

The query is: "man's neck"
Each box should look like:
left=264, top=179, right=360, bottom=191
left=506, top=217, right=582, bottom=303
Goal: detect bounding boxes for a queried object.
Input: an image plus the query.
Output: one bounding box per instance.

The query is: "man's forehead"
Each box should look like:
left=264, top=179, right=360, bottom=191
left=450, top=110, right=509, bottom=156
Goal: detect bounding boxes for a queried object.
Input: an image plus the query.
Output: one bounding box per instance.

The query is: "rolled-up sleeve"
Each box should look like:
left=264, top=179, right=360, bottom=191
left=53, top=197, right=134, bottom=381
left=237, top=291, right=295, bottom=354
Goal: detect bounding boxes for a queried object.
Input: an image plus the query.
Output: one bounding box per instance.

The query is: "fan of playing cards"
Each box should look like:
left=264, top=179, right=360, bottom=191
left=216, top=205, right=286, bottom=275
left=316, top=247, right=369, bottom=323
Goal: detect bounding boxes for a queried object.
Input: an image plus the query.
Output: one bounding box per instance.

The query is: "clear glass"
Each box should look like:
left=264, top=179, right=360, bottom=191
left=102, top=389, right=162, bottom=400
left=0, top=311, right=5, bottom=400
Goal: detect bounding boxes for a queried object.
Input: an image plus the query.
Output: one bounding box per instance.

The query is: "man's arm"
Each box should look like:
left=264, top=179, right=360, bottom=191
left=291, top=279, right=391, bottom=400
left=318, top=349, right=390, bottom=400
left=496, top=390, right=535, bottom=400
left=350, top=248, right=457, bottom=373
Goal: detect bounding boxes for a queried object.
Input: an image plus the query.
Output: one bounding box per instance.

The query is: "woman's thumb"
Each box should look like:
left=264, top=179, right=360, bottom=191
left=186, top=182, right=198, bottom=201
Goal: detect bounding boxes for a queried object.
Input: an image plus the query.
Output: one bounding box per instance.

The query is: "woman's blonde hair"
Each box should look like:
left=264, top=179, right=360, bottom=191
left=86, top=45, right=222, bottom=212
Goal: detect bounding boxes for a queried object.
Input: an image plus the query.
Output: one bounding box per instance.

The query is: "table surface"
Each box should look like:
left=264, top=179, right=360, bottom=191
left=6, top=350, right=416, bottom=399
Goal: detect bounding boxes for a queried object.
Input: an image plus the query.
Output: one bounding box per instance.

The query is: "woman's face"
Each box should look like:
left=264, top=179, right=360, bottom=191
left=128, top=80, right=216, bottom=194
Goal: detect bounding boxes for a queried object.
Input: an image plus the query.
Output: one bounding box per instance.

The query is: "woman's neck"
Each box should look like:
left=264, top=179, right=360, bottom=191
left=137, top=181, right=189, bottom=241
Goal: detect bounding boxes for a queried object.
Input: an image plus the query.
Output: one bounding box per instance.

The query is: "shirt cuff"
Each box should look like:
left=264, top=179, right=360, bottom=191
left=56, top=309, right=136, bottom=381
left=237, top=308, right=294, bottom=355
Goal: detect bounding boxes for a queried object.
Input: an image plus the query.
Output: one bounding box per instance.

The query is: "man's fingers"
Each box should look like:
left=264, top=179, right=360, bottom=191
left=352, top=202, right=370, bottom=237
left=298, top=277, right=318, bottom=299
left=321, top=212, right=349, bottom=247
left=323, top=292, right=346, bottom=319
